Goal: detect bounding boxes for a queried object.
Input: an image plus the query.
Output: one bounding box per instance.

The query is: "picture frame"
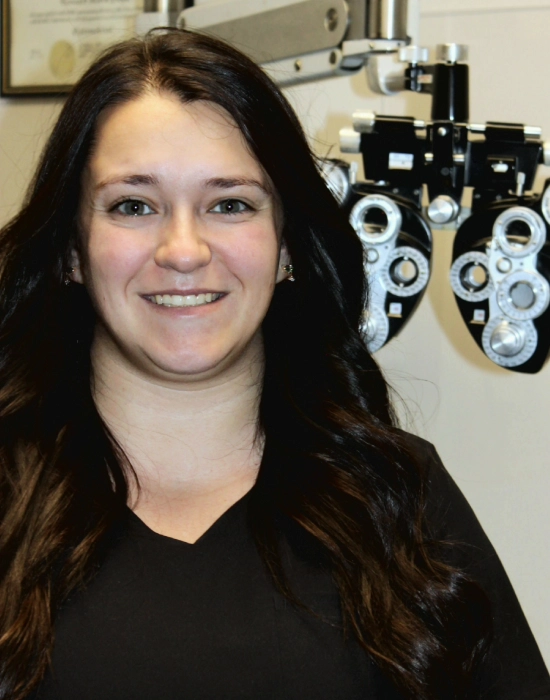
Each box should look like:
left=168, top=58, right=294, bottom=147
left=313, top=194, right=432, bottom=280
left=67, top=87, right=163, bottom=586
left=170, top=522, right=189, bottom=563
left=1, top=0, right=143, bottom=96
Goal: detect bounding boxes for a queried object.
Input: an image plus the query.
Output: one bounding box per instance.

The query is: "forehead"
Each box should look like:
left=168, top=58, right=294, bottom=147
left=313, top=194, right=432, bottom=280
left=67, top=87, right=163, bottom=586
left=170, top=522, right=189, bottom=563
left=85, top=92, right=268, bottom=185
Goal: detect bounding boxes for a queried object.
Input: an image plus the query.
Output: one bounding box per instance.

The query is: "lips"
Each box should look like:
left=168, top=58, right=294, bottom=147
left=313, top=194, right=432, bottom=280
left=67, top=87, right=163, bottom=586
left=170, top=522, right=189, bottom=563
left=145, top=292, right=224, bottom=308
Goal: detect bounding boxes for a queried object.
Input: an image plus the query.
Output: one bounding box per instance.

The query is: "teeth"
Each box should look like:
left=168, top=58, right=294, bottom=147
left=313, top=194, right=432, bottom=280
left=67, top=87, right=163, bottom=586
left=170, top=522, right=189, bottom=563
left=149, top=293, right=221, bottom=308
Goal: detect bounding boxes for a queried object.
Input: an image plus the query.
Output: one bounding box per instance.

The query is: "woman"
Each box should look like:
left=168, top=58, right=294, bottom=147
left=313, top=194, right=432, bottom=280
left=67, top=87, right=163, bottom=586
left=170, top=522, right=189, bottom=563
left=0, top=28, right=548, bottom=700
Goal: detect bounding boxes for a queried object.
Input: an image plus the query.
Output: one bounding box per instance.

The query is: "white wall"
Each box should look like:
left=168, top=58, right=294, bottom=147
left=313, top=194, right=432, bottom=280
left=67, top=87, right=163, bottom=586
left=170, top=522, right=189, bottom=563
left=286, top=0, right=550, bottom=663
left=0, top=0, right=548, bottom=664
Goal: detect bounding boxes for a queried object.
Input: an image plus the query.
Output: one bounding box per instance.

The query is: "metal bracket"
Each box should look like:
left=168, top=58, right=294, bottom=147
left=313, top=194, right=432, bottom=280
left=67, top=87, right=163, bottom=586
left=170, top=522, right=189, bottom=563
left=178, top=0, right=350, bottom=65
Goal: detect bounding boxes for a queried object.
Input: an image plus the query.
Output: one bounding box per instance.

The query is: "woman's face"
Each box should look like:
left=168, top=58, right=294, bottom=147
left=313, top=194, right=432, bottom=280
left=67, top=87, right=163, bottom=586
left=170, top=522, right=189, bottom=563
left=74, top=91, right=289, bottom=384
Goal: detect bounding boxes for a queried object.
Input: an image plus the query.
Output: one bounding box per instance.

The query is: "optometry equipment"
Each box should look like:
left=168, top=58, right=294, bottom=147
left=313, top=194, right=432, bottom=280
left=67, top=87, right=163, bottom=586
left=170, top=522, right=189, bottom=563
left=321, top=158, right=431, bottom=353
left=330, top=43, right=550, bottom=372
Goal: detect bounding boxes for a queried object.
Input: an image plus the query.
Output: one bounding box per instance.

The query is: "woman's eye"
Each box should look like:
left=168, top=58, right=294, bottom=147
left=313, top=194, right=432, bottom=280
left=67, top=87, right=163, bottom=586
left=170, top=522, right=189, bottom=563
left=113, top=200, right=154, bottom=216
left=211, top=199, right=251, bottom=215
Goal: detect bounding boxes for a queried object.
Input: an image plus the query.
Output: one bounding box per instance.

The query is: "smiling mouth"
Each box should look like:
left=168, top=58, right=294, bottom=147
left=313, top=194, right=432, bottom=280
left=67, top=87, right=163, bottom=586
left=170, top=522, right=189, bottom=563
left=145, top=292, right=224, bottom=308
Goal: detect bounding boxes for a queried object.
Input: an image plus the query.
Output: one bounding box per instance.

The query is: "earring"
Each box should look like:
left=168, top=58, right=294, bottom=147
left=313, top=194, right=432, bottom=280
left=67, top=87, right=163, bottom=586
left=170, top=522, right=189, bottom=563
left=281, top=264, right=295, bottom=282
left=64, top=267, right=75, bottom=286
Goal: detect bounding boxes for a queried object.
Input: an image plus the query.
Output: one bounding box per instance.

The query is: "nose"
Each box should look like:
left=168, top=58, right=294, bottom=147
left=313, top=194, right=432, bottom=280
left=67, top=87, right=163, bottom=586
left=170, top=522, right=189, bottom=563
left=154, top=211, right=212, bottom=273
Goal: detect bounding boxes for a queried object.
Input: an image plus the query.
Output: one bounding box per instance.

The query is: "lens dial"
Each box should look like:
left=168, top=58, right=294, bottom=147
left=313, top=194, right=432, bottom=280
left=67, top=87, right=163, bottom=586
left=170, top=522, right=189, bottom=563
left=496, top=269, right=550, bottom=321
left=350, top=194, right=402, bottom=246
left=493, top=207, right=545, bottom=258
left=381, top=246, right=430, bottom=297
left=360, top=304, right=390, bottom=353
left=482, top=317, right=537, bottom=367
left=450, top=251, right=493, bottom=302
left=541, top=184, right=550, bottom=224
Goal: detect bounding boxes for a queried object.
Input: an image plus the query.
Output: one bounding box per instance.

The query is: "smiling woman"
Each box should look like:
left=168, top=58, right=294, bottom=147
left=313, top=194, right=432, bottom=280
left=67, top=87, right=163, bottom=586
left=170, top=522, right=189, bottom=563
left=74, top=94, right=286, bottom=383
left=0, top=28, right=548, bottom=700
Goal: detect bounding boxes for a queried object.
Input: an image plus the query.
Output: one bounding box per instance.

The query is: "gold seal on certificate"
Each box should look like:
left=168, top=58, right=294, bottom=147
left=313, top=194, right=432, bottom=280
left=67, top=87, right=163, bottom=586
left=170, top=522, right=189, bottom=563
left=49, top=40, right=76, bottom=80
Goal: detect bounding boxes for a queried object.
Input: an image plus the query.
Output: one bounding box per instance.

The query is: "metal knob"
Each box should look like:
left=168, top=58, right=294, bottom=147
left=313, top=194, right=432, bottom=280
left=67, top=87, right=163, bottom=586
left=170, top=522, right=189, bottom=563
left=427, top=195, right=460, bottom=224
left=496, top=258, right=512, bottom=274
left=352, top=110, right=376, bottom=134
left=339, top=128, right=361, bottom=153
left=436, top=43, right=468, bottom=64
left=489, top=322, right=525, bottom=357
left=391, top=258, right=418, bottom=285
left=543, top=142, right=550, bottom=167
left=399, top=46, right=429, bottom=64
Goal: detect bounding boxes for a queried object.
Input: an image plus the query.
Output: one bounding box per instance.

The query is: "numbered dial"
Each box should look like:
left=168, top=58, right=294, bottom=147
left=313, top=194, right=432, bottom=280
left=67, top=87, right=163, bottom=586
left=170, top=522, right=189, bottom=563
left=450, top=251, right=493, bottom=302
left=360, top=305, right=390, bottom=353
left=496, top=270, right=550, bottom=321
left=482, top=317, right=538, bottom=368
left=381, top=246, right=430, bottom=297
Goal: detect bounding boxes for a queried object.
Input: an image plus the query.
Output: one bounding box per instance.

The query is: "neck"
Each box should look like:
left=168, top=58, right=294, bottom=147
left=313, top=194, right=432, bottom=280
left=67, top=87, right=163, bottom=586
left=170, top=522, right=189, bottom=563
left=91, top=337, right=265, bottom=540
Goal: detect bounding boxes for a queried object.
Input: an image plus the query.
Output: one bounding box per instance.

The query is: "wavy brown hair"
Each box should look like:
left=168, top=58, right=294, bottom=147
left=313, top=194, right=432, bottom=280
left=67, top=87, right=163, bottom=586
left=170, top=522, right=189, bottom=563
left=0, top=29, right=490, bottom=699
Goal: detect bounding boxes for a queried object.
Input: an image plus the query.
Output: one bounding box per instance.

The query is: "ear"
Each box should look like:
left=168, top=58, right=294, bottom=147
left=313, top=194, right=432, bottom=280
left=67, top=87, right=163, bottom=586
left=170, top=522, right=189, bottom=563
left=276, top=241, right=292, bottom=283
left=68, top=248, right=84, bottom=284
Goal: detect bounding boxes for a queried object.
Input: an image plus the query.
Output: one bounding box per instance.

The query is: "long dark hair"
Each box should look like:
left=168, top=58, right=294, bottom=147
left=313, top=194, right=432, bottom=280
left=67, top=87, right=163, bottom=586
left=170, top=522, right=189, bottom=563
left=0, top=29, right=489, bottom=699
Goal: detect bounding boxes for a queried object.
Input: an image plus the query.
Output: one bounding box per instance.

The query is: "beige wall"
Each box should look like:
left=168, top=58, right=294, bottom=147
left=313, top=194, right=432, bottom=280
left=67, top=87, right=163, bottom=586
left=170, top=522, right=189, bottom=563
left=0, top=0, right=548, bottom=663
left=287, top=0, right=550, bottom=662
left=0, top=99, right=62, bottom=220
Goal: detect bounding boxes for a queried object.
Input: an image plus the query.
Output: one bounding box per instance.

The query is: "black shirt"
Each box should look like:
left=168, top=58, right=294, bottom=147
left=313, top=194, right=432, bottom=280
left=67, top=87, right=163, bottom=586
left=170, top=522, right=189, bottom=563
left=32, top=440, right=550, bottom=699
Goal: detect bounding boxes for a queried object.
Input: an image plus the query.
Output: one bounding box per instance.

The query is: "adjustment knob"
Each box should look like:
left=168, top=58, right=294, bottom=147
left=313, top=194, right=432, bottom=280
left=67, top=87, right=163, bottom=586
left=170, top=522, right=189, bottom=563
left=435, top=43, right=468, bottom=64
left=339, top=127, right=361, bottom=153
left=489, top=322, right=525, bottom=357
left=427, top=195, right=460, bottom=224
left=391, top=258, right=418, bottom=285
left=352, top=110, right=376, bottom=134
left=399, top=46, right=429, bottom=64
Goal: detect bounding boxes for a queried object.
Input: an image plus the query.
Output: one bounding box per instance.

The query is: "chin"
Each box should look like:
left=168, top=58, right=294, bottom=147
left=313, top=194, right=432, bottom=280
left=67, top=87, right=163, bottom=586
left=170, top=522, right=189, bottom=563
left=143, top=335, right=264, bottom=382
left=150, top=358, right=222, bottom=379
left=143, top=349, right=237, bottom=381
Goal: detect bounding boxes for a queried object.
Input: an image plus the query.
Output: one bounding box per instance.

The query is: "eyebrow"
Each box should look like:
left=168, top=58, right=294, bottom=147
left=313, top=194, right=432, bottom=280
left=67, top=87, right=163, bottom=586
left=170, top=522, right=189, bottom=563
left=94, top=174, right=160, bottom=192
left=94, top=174, right=270, bottom=194
left=204, top=177, right=270, bottom=194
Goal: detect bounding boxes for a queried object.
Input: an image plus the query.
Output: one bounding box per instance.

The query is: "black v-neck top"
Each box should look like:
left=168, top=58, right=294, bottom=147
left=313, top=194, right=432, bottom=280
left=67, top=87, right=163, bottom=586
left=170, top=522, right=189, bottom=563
left=30, top=439, right=550, bottom=700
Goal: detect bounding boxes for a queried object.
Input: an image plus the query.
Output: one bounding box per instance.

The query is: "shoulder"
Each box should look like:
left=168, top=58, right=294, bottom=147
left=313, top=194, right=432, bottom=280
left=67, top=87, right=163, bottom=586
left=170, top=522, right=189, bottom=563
left=391, top=429, right=474, bottom=537
left=394, top=432, right=550, bottom=697
left=391, top=428, right=443, bottom=475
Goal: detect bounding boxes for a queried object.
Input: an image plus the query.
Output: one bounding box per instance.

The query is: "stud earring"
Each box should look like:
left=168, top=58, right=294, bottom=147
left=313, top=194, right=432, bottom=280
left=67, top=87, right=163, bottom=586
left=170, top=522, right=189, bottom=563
left=281, top=264, right=295, bottom=282
left=64, top=267, right=75, bottom=286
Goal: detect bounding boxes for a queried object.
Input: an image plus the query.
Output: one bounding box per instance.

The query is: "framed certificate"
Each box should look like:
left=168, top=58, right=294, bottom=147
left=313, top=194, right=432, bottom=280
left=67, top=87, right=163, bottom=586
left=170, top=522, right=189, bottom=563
left=1, top=0, right=144, bottom=95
